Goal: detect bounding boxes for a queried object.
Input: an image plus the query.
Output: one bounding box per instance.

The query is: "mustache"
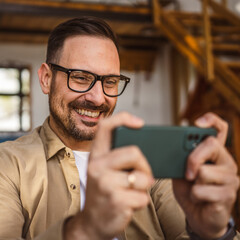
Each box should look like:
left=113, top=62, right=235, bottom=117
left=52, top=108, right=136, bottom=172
left=69, top=100, right=110, bottom=112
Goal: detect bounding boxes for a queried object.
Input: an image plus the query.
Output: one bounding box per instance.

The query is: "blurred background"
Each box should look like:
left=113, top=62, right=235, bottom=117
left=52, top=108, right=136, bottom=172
left=0, top=0, right=240, bottom=228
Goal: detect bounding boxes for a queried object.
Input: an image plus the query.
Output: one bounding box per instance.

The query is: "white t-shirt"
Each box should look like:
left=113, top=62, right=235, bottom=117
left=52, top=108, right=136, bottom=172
left=73, top=151, right=118, bottom=240
left=73, top=151, right=89, bottom=210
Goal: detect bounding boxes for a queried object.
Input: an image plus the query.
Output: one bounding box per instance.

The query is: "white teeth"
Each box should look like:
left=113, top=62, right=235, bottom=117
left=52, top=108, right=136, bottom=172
left=76, top=109, right=100, bottom=118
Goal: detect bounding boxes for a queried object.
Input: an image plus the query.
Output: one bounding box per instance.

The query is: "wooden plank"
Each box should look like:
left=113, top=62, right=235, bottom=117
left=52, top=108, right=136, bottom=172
left=221, top=0, right=227, bottom=8
left=0, top=14, right=65, bottom=31
left=0, top=1, right=152, bottom=24
left=223, top=61, right=240, bottom=69
left=213, top=44, right=240, bottom=52
left=152, top=0, right=162, bottom=26
left=0, top=13, right=157, bottom=39
left=212, top=26, right=240, bottom=33
left=212, top=34, right=240, bottom=43
left=0, top=0, right=151, bottom=15
left=202, top=0, right=214, bottom=81
left=170, top=11, right=224, bottom=21
left=206, top=0, right=240, bottom=26
left=197, top=35, right=240, bottom=44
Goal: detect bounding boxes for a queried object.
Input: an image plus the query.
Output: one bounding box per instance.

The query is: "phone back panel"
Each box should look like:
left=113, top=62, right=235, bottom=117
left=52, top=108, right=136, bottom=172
left=112, top=126, right=217, bottom=178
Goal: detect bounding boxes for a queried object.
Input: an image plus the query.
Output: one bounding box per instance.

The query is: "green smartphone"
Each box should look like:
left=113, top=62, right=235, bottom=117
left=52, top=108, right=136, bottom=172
left=112, top=126, right=217, bottom=178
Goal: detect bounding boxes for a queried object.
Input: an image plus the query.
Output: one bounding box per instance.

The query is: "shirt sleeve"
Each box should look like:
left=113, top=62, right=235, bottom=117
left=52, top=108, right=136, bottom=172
left=0, top=168, right=66, bottom=240
left=0, top=151, right=25, bottom=239
left=0, top=151, right=65, bottom=240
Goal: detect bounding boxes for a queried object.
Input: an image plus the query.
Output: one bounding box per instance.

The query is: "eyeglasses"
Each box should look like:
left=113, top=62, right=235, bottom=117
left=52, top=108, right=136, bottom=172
left=49, top=63, right=130, bottom=97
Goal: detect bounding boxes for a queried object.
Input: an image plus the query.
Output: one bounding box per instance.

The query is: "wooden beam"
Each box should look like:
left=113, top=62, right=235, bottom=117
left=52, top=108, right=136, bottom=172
left=221, top=0, right=227, bottom=8
left=152, top=0, right=162, bottom=26
left=0, top=0, right=151, bottom=23
left=223, top=61, right=240, bottom=69
left=202, top=0, right=214, bottom=82
left=206, top=0, right=240, bottom=26
left=212, top=26, right=240, bottom=34
left=197, top=35, right=240, bottom=44
left=0, top=33, right=48, bottom=43
left=213, top=44, right=240, bottom=52
left=0, top=0, right=150, bottom=14
left=170, top=11, right=223, bottom=20
left=211, top=34, right=240, bottom=43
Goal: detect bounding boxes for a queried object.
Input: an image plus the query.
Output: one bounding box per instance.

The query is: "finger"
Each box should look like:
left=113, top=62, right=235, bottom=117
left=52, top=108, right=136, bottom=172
left=125, top=170, right=154, bottom=190
left=196, top=165, right=239, bottom=186
left=89, top=146, right=153, bottom=178
left=91, top=112, right=144, bottom=159
left=186, top=137, right=236, bottom=180
left=190, top=185, right=237, bottom=204
left=96, top=170, right=153, bottom=192
left=194, top=112, right=228, bottom=145
left=115, top=189, right=150, bottom=210
left=108, top=146, right=153, bottom=176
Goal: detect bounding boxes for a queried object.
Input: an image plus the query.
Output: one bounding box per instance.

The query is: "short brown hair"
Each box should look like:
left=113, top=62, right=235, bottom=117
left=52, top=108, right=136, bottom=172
left=46, top=16, right=118, bottom=64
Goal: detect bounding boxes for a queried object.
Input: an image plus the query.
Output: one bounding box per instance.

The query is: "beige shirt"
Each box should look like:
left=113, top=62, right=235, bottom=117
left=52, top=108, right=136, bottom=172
left=0, top=119, right=236, bottom=240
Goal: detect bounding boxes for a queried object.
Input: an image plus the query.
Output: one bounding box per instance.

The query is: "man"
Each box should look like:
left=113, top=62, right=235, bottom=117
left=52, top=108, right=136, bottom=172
left=0, top=16, right=239, bottom=240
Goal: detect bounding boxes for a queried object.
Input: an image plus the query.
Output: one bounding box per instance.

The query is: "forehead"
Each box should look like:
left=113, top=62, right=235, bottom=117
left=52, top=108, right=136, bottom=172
left=59, top=35, right=120, bottom=75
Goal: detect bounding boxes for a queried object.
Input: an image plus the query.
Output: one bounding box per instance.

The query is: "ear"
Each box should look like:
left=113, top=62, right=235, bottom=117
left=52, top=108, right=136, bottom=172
left=38, top=63, right=52, bottom=94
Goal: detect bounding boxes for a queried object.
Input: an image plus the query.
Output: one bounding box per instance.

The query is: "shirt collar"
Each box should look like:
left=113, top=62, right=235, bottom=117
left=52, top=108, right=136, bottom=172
left=40, top=117, right=66, bottom=161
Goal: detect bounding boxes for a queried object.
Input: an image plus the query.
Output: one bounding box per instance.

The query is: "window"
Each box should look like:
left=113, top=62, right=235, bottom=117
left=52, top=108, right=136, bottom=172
left=0, top=66, right=31, bottom=132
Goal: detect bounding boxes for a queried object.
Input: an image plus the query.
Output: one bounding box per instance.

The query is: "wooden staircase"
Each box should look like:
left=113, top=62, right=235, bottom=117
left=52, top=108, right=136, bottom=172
left=152, top=0, right=240, bottom=229
left=153, top=0, right=240, bottom=114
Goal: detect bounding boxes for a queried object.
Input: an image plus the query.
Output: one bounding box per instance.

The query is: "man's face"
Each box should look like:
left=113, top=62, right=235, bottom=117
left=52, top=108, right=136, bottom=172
left=49, top=35, right=119, bottom=141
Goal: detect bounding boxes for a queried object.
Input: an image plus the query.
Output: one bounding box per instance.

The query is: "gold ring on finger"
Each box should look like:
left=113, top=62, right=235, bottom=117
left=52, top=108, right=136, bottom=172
left=127, top=172, right=136, bottom=189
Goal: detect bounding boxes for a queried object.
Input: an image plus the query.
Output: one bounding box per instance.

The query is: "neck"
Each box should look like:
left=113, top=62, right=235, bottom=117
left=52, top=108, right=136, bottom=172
left=49, top=117, right=92, bottom=152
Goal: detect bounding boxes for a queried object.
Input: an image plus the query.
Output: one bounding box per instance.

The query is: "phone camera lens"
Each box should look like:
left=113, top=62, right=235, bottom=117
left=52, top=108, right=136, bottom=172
left=188, top=134, right=193, bottom=141
left=194, top=134, right=199, bottom=140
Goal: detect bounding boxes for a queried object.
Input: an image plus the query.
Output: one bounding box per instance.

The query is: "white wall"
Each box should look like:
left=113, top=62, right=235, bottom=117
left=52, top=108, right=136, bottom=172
left=116, top=46, right=173, bottom=125
left=0, top=43, right=173, bottom=129
left=179, top=0, right=239, bottom=13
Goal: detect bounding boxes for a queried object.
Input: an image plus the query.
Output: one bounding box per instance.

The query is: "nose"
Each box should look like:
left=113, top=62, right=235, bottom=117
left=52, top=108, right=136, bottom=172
left=84, top=81, right=106, bottom=105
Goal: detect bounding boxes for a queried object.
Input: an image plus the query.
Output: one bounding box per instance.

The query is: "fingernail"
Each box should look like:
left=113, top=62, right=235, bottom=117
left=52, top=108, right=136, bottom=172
left=195, top=117, right=207, bottom=126
left=186, top=169, right=194, bottom=180
left=132, top=115, right=144, bottom=124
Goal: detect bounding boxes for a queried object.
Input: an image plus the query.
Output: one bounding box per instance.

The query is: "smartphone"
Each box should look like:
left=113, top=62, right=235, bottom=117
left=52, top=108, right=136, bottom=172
left=112, top=126, right=217, bottom=178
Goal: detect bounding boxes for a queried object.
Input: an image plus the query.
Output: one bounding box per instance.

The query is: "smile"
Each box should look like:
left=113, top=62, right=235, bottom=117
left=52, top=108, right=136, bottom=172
left=75, top=108, right=100, bottom=118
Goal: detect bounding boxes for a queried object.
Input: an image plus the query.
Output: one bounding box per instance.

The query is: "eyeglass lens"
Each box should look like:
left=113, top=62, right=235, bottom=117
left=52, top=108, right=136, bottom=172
left=68, top=71, right=126, bottom=96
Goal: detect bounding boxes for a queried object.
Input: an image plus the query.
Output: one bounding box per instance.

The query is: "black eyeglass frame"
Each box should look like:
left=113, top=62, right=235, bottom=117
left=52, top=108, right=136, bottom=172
left=49, top=63, right=130, bottom=97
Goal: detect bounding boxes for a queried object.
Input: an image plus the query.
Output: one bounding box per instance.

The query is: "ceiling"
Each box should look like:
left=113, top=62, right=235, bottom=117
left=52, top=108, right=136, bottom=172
left=0, top=0, right=173, bottom=71
left=0, top=0, right=169, bottom=45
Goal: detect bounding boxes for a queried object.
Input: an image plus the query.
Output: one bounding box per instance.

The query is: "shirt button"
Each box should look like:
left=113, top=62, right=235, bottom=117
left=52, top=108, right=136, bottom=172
left=70, top=184, right=76, bottom=190
left=66, top=152, right=71, bottom=157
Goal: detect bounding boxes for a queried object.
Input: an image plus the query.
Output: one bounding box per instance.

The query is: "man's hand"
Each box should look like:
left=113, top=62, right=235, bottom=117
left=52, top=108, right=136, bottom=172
left=64, top=112, right=154, bottom=240
left=173, top=112, right=239, bottom=239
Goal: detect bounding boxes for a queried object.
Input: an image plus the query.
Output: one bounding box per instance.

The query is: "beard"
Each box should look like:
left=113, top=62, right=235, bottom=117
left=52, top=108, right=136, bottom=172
left=49, top=81, right=115, bottom=141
